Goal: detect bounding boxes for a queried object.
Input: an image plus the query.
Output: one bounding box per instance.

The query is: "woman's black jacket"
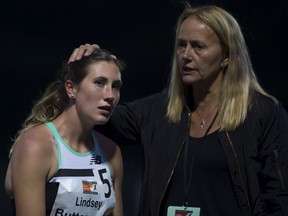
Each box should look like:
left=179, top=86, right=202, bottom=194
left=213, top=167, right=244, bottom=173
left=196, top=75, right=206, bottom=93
left=97, top=89, right=288, bottom=216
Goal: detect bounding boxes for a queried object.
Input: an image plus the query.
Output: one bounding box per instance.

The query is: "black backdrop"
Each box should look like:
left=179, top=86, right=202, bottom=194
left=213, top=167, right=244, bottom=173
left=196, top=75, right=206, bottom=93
left=1, top=0, right=287, bottom=215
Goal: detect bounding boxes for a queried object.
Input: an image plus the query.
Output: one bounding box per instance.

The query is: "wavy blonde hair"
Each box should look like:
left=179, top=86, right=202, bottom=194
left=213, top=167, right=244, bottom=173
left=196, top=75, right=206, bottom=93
left=167, top=4, right=277, bottom=131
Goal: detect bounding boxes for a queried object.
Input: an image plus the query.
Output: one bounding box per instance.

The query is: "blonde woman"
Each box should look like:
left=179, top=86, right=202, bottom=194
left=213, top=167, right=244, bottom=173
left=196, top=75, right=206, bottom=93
left=70, top=4, right=288, bottom=216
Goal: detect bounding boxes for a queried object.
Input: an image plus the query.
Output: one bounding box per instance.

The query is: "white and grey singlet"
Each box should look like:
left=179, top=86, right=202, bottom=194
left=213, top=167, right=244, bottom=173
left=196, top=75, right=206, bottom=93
left=45, top=122, right=116, bottom=216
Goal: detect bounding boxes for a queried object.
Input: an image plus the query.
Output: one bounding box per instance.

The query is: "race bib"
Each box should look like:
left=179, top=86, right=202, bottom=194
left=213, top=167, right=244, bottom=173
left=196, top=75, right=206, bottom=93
left=167, top=206, right=200, bottom=216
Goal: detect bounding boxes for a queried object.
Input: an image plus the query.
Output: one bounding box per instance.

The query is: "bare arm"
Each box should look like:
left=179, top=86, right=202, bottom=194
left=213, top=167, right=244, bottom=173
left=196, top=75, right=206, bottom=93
left=111, top=144, right=124, bottom=216
left=8, top=126, right=54, bottom=216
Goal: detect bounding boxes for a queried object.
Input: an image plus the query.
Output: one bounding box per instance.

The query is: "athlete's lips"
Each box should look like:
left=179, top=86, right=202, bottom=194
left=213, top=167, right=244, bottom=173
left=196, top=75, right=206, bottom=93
left=98, top=105, right=113, bottom=117
left=99, top=105, right=112, bottom=111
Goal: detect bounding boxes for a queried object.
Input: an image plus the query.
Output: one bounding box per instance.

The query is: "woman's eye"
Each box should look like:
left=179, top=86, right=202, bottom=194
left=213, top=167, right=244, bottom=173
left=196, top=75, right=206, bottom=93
left=177, top=41, right=186, bottom=48
left=113, top=83, right=122, bottom=91
left=95, top=80, right=105, bottom=86
left=193, top=43, right=205, bottom=51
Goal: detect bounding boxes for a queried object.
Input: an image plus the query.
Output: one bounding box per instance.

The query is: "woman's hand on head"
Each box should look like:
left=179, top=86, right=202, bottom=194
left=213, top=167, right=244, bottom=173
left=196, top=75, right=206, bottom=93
left=68, top=43, right=100, bottom=63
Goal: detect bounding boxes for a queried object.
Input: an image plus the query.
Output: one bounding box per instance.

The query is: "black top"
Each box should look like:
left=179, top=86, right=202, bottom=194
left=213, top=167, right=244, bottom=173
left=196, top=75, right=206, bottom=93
left=99, top=89, right=288, bottom=215
left=160, top=131, right=242, bottom=216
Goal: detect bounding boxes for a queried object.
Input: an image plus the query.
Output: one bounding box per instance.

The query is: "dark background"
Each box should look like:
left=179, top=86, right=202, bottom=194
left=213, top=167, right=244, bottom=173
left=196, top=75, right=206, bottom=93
left=1, top=0, right=287, bottom=215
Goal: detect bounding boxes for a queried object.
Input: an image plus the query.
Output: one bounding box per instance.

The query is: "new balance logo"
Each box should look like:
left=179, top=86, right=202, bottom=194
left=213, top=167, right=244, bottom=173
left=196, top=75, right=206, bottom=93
left=89, top=154, right=102, bottom=165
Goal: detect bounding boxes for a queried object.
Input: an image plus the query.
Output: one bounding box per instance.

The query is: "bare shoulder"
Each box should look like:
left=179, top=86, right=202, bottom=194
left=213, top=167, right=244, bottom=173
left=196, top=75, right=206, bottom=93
left=6, top=124, right=57, bottom=195
left=9, top=124, right=57, bottom=176
left=12, top=124, right=54, bottom=159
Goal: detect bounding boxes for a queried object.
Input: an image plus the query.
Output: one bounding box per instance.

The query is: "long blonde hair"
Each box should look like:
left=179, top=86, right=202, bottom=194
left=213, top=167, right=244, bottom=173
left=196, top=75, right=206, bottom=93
left=167, top=4, right=277, bottom=131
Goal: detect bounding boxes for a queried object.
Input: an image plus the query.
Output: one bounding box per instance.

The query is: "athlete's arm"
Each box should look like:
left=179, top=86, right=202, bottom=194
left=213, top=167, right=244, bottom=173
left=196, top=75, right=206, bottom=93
left=111, top=144, right=123, bottom=216
left=9, top=126, right=54, bottom=216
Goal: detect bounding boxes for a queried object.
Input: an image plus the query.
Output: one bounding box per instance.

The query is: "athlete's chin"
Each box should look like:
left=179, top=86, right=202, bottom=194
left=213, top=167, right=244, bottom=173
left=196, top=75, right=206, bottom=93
left=95, top=116, right=110, bottom=125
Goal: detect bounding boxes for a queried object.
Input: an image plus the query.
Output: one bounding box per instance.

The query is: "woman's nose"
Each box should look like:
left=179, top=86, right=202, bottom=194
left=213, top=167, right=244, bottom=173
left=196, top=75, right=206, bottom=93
left=104, top=87, right=115, bottom=103
left=183, top=46, right=193, bottom=60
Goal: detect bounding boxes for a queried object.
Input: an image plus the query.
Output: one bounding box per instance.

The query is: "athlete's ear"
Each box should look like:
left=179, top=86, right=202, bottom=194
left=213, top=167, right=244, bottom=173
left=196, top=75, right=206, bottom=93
left=65, top=80, right=76, bottom=98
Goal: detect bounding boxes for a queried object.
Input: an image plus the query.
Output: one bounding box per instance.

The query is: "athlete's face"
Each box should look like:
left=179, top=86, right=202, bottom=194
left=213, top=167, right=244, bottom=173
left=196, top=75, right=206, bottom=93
left=73, top=61, right=122, bottom=125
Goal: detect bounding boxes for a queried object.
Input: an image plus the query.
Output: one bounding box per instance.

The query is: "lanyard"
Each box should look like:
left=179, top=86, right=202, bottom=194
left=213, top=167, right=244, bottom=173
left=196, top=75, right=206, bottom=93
left=183, top=111, right=218, bottom=207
